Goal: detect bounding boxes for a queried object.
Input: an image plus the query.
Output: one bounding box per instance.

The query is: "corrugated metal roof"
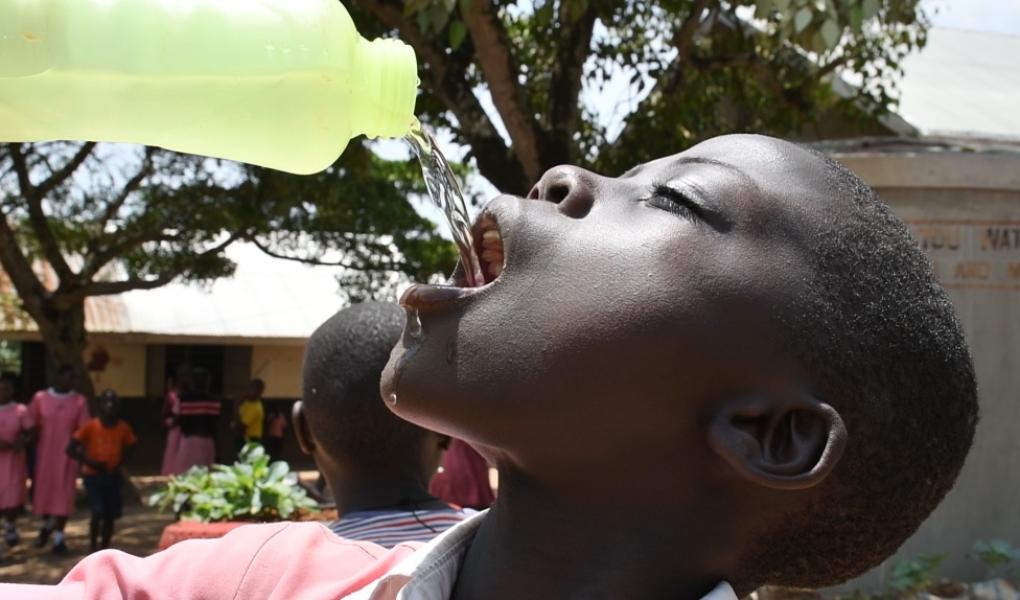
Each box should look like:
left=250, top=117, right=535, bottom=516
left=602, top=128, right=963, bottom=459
left=1, top=243, right=350, bottom=343
left=896, top=28, right=1020, bottom=141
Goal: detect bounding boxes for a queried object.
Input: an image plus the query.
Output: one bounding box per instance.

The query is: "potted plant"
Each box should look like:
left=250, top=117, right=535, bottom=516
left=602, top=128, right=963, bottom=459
left=150, top=443, right=319, bottom=550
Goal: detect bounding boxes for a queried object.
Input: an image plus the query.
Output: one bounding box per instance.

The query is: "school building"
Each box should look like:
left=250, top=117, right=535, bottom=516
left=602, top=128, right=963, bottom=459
left=0, top=242, right=344, bottom=470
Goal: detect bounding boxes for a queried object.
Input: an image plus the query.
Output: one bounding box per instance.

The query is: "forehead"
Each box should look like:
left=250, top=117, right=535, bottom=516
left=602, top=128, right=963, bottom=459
left=627, top=135, right=843, bottom=231
left=627, top=135, right=826, bottom=184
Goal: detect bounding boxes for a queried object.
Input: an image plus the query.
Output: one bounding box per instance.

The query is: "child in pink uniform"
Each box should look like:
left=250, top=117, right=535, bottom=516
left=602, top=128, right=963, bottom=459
left=159, top=385, right=182, bottom=476
left=0, top=373, right=32, bottom=559
left=28, top=365, right=90, bottom=555
left=429, top=439, right=495, bottom=510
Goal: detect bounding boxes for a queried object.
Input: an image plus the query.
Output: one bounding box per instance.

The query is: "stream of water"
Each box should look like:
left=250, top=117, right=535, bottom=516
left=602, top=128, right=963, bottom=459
left=405, top=119, right=485, bottom=288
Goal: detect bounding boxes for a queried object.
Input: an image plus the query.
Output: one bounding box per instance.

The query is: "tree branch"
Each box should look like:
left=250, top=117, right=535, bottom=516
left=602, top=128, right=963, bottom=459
left=34, top=142, right=96, bottom=199
left=8, top=144, right=36, bottom=202
left=544, top=3, right=598, bottom=166
left=9, top=144, right=76, bottom=284
left=349, top=0, right=529, bottom=193
left=98, top=146, right=156, bottom=232
left=0, top=211, right=51, bottom=322
left=77, top=234, right=240, bottom=299
left=249, top=237, right=389, bottom=272
left=82, top=232, right=178, bottom=281
left=78, top=273, right=179, bottom=297
left=461, top=0, right=543, bottom=182
left=603, top=0, right=711, bottom=160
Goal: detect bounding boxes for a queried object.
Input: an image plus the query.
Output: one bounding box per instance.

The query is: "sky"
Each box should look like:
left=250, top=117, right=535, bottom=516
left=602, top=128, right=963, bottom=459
left=927, top=0, right=1020, bottom=35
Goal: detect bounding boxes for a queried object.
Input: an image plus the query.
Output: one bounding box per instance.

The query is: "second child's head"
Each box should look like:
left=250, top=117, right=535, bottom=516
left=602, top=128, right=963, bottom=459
left=296, top=302, right=449, bottom=489
left=383, top=134, right=978, bottom=592
left=97, top=389, right=120, bottom=423
left=247, top=379, right=265, bottom=401
left=54, top=364, right=75, bottom=392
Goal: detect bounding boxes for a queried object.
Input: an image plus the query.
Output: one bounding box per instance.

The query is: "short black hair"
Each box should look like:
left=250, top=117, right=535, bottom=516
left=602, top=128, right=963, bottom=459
left=739, top=150, right=978, bottom=589
left=302, top=302, right=429, bottom=472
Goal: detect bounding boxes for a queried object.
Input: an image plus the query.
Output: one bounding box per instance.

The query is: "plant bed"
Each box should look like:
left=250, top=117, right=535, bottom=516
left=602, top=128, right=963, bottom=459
left=151, top=444, right=318, bottom=550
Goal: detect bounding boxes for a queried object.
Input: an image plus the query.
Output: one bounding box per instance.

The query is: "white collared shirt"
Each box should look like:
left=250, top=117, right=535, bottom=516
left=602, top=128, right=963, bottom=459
left=347, top=510, right=738, bottom=600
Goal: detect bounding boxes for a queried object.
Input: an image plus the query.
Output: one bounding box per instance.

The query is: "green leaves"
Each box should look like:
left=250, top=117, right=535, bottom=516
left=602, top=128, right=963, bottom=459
left=968, top=539, right=1020, bottom=579
left=794, top=7, right=813, bottom=32
left=888, top=553, right=945, bottom=595
left=448, top=20, right=467, bottom=49
left=149, top=443, right=317, bottom=523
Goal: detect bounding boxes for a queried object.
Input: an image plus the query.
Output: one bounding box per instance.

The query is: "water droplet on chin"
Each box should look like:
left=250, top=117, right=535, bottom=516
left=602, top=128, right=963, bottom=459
left=386, top=393, right=398, bottom=406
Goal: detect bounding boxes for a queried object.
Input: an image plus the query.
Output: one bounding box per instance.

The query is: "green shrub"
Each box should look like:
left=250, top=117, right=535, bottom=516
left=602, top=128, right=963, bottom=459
left=149, top=443, right=317, bottom=522
left=968, top=539, right=1020, bottom=579
left=887, top=553, right=945, bottom=597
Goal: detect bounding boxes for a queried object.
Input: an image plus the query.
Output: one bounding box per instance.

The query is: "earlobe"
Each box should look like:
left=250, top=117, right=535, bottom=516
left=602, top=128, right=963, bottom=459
left=708, top=393, right=847, bottom=490
left=292, top=401, right=316, bottom=455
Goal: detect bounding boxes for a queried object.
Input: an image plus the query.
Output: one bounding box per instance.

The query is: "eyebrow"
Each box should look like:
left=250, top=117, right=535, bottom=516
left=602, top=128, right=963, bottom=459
left=668, top=157, right=758, bottom=190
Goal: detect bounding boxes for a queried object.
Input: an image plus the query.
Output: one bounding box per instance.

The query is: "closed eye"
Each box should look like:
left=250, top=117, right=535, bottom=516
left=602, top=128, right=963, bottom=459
left=646, top=185, right=702, bottom=221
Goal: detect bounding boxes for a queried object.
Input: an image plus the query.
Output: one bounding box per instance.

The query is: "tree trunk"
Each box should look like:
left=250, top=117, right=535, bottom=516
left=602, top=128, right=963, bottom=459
left=35, top=300, right=96, bottom=407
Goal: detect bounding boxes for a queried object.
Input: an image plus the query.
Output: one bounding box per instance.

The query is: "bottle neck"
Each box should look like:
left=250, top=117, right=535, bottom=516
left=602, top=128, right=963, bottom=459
left=352, top=37, right=418, bottom=140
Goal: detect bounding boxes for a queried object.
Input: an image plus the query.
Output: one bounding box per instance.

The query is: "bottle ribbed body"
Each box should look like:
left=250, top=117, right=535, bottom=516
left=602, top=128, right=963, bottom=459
left=0, top=0, right=418, bottom=174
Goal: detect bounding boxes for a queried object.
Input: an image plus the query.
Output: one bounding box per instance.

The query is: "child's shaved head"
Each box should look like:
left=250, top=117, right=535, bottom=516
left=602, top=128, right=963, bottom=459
left=302, top=302, right=432, bottom=472
left=742, top=149, right=977, bottom=588
left=383, top=134, right=977, bottom=594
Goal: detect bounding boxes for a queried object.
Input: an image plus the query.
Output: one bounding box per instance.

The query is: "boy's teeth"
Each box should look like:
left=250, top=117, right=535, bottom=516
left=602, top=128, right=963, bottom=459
left=482, top=230, right=501, bottom=242
left=481, top=249, right=503, bottom=262
left=487, top=262, right=503, bottom=277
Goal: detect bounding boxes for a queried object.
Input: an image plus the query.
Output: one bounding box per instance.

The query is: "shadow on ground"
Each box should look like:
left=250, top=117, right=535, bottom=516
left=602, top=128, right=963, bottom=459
left=0, top=477, right=175, bottom=585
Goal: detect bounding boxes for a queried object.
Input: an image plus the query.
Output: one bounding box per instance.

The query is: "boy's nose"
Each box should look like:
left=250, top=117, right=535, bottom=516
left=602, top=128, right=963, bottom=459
left=528, top=166, right=596, bottom=218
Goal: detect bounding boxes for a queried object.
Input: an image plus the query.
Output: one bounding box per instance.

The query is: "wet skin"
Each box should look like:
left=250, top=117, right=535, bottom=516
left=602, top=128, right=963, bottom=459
left=382, top=134, right=848, bottom=599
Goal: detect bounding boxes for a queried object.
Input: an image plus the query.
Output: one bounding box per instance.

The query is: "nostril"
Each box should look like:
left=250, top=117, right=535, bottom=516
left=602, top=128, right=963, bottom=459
left=531, top=166, right=597, bottom=218
left=546, top=182, right=571, bottom=204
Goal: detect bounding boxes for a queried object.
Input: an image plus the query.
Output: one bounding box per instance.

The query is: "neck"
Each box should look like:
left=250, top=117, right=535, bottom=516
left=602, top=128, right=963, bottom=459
left=326, top=468, right=442, bottom=516
left=52, top=386, right=71, bottom=394
left=451, top=468, right=729, bottom=600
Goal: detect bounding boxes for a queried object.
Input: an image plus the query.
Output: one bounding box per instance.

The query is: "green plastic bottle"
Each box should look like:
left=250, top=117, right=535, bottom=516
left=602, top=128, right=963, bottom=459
left=0, top=0, right=418, bottom=174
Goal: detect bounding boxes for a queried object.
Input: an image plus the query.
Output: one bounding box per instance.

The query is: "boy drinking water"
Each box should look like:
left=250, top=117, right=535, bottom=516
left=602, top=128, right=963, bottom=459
left=67, top=390, right=137, bottom=553
left=2, top=134, right=977, bottom=599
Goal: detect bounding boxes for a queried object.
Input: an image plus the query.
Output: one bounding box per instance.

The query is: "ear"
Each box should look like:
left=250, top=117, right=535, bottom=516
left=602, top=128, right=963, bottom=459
left=707, top=392, right=847, bottom=491
left=292, top=401, right=316, bottom=456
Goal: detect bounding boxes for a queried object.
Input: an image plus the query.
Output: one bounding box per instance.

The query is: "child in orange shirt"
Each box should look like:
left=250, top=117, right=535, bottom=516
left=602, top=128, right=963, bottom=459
left=67, top=390, right=137, bottom=553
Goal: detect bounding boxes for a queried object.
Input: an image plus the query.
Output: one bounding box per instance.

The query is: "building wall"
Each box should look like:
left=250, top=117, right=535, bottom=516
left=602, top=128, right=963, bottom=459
left=832, top=154, right=1020, bottom=590
left=250, top=344, right=305, bottom=399
left=84, top=341, right=147, bottom=397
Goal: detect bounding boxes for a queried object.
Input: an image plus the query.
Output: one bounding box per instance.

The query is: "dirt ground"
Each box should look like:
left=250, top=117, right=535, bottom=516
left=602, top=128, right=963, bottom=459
left=0, top=476, right=174, bottom=585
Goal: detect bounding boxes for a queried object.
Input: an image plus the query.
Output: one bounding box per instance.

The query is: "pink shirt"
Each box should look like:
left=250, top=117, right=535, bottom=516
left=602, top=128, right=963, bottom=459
left=2, top=511, right=737, bottom=600
left=3, top=521, right=420, bottom=599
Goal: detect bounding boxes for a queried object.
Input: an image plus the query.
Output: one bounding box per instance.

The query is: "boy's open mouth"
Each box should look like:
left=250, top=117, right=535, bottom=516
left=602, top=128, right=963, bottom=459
left=400, top=210, right=507, bottom=313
